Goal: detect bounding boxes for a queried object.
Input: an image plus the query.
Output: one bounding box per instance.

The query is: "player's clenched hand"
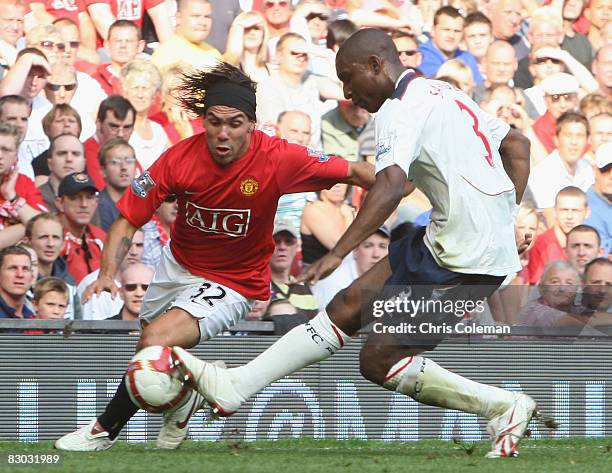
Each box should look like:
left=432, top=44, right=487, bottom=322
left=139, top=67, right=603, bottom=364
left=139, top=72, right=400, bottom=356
left=297, top=252, right=343, bottom=286
left=515, top=228, right=533, bottom=256
left=82, top=274, right=119, bottom=304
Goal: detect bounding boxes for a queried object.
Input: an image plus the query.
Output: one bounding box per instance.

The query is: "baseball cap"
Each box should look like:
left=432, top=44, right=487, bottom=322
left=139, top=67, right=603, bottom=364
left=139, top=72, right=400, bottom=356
left=58, top=172, right=98, bottom=197
left=595, top=142, right=612, bottom=169
left=540, top=73, right=579, bottom=96
left=273, top=220, right=299, bottom=239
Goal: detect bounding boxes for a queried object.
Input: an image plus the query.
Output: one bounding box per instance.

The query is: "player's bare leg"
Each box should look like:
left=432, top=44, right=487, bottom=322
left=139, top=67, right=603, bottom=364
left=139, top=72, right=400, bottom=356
left=173, top=257, right=392, bottom=416
left=360, top=332, right=541, bottom=458
left=55, top=309, right=202, bottom=451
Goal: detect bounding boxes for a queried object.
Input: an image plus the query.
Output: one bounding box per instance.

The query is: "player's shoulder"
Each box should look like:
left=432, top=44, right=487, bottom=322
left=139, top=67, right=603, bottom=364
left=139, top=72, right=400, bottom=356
left=251, top=130, right=300, bottom=161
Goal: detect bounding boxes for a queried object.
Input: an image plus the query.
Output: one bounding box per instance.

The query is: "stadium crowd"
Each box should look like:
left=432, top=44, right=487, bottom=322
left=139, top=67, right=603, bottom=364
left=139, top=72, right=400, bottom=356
left=0, top=0, right=609, bottom=329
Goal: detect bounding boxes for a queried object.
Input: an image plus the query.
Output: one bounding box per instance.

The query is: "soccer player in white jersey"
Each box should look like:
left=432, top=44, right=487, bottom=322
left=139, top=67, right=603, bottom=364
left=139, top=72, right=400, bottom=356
left=173, top=29, right=550, bottom=457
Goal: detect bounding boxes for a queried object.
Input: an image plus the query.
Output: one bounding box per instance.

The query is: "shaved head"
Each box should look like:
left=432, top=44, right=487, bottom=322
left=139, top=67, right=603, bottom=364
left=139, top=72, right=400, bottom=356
left=336, top=28, right=403, bottom=67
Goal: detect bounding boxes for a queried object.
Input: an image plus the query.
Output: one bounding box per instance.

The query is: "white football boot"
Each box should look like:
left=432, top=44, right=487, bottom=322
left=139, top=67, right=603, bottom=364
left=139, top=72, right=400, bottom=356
left=156, top=389, right=206, bottom=449
left=54, top=419, right=115, bottom=451
left=171, top=347, right=244, bottom=417
left=485, top=393, right=537, bottom=458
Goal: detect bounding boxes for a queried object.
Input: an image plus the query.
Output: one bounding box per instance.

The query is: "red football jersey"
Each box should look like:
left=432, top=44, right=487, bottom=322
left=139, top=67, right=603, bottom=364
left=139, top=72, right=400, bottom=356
left=117, top=130, right=349, bottom=300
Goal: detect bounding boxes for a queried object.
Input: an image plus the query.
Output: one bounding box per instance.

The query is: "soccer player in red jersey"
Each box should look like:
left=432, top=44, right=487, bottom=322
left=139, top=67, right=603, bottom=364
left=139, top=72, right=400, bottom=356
left=54, top=62, right=376, bottom=451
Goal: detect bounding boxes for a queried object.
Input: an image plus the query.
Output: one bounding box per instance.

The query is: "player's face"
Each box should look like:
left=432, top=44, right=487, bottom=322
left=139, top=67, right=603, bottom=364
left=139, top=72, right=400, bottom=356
left=555, top=122, right=588, bottom=165
left=353, top=233, right=389, bottom=276
left=540, top=267, right=579, bottom=308
left=102, top=144, right=137, bottom=191
left=0, top=254, right=33, bottom=298
left=270, top=232, right=298, bottom=272
left=29, top=219, right=64, bottom=265
left=336, top=56, right=394, bottom=113
left=555, top=196, right=588, bottom=234
left=582, top=263, right=612, bottom=311
left=432, top=14, right=464, bottom=56
left=204, top=106, right=254, bottom=166
left=124, top=231, right=144, bottom=266
left=589, top=115, right=612, bottom=153
left=48, top=135, right=85, bottom=181
left=58, top=190, right=99, bottom=227
left=34, top=291, right=69, bottom=319
left=0, top=102, right=28, bottom=143
left=0, top=134, right=18, bottom=175
left=98, top=110, right=135, bottom=144
left=565, top=231, right=600, bottom=274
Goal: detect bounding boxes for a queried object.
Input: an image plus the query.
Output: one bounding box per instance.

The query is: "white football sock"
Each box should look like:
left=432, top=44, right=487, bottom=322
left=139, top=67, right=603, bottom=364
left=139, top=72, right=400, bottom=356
left=384, top=356, right=516, bottom=419
left=230, top=310, right=350, bottom=400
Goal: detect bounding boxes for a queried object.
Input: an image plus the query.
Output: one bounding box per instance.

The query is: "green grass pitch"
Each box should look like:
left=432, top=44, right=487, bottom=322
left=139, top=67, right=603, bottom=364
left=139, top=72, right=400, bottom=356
left=1, top=438, right=611, bottom=473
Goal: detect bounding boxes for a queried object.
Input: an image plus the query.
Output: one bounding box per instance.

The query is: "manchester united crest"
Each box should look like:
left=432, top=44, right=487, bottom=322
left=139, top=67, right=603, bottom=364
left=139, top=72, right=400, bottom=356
left=240, top=177, right=259, bottom=197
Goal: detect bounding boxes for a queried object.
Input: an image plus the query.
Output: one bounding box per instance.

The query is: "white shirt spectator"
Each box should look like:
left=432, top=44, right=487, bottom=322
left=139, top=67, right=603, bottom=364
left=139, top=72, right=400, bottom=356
left=129, top=121, right=169, bottom=171
left=78, top=269, right=124, bottom=320
left=528, top=150, right=595, bottom=209
left=311, top=254, right=359, bottom=310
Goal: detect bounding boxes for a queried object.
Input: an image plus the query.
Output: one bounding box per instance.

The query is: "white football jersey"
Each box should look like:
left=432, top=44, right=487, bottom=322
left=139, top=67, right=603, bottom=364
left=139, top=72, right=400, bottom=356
left=375, top=71, right=521, bottom=276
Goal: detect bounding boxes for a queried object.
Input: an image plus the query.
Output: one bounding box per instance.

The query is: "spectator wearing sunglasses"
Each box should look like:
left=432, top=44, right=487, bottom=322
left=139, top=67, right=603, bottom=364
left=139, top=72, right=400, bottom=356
left=392, top=31, right=422, bottom=70
left=78, top=228, right=146, bottom=320
left=106, top=263, right=154, bottom=321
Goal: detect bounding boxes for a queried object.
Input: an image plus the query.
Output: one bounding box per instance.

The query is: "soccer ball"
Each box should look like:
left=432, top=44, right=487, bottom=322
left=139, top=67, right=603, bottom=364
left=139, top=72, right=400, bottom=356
left=126, top=346, right=194, bottom=413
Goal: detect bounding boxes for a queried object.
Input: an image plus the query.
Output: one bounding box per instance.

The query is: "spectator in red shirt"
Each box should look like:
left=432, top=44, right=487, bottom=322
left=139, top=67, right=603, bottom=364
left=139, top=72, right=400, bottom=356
left=527, top=186, right=590, bottom=284
left=56, top=172, right=106, bottom=283
left=92, top=20, right=145, bottom=96
left=0, top=122, right=45, bottom=247
left=85, top=95, right=135, bottom=189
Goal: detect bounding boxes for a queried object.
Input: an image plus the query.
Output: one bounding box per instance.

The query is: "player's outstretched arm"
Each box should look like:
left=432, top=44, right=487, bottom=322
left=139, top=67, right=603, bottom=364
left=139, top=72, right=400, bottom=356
left=299, top=165, right=406, bottom=285
left=81, top=216, right=138, bottom=303
left=343, top=161, right=376, bottom=190
left=499, top=128, right=531, bottom=204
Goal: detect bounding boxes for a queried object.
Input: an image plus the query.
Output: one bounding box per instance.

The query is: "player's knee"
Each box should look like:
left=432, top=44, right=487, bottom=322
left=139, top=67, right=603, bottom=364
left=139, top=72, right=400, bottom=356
left=328, top=288, right=362, bottom=333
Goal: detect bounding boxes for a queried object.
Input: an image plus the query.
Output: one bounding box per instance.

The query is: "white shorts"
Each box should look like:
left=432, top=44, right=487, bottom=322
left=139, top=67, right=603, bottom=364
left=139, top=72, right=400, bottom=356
left=140, top=245, right=254, bottom=342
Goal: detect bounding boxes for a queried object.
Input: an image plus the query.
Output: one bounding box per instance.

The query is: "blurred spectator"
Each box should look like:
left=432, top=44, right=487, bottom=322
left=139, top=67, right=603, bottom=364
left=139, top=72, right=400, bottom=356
left=224, top=11, right=270, bottom=83
left=149, top=65, right=204, bottom=144
left=435, top=58, right=475, bottom=96
left=295, top=0, right=330, bottom=47
left=523, top=45, right=598, bottom=117
left=473, top=41, right=520, bottom=104
left=486, top=0, right=529, bottom=60
left=0, top=0, right=25, bottom=68
left=565, top=224, right=603, bottom=276
left=31, top=276, right=69, bottom=319
left=585, top=142, right=612, bottom=255
left=0, top=95, right=30, bottom=176
left=106, top=263, right=154, bottom=321
left=206, top=0, right=242, bottom=53
left=602, top=20, right=612, bottom=45
left=85, top=95, right=136, bottom=190
left=326, top=18, right=357, bottom=54
left=528, top=111, right=594, bottom=216
left=462, top=11, right=493, bottom=76
left=257, top=32, right=325, bottom=147
left=561, top=0, right=594, bottom=69
left=592, top=44, right=612, bottom=99
left=274, top=110, right=314, bottom=230
left=322, top=99, right=370, bottom=162
left=97, top=138, right=137, bottom=231
left=120, top=59, right=169, bottom=170
left=418, top=6, right=482, bottom=83
left=527, top=186, right=589, bottom=284
left=392, top=31, right=422, bottom=70
left=0, top=122, right=45, bottom=246
left=31, top=104, right=82, bottom=185
left=582, top=257, right=612, bottom=311
left=481, top=84, right=531, bottom=132
left=263, top=0, right=294, bottom=42
left=580, top=92, right=612, bottom=118
left=586, top=0, right=612, bottom=50
left=300, top=182, right=353, bottom=265
left=141, top=198, right=175, bottom=268
left=26, top=1, right=96, bottom=50
left=585, top=111, right=612, bottom=163
left=151, top=0, right=222, bottom=71
left=24, top=24, right=64, bottom=65
left=514, top=204, right=540, bottom=284
left=19, top=242, right=37, bottom=281
left=80, top=228, right=144, bottom=320
left=56, top=172, right=105, bottom=283
left=110, top=0, right=173, bottom=45
left=24, top=212, right=80, bottom=319
left=526, top=72, right=580, bottom=165
left=92, top=20, right=145, bottom=96
left=0, top=245, right=33, bottom=318
left=266, top=221, right=318, bottom=320
left=311, top=225, right=390, bottom=309
left=39, top=134, right=85, bottom=214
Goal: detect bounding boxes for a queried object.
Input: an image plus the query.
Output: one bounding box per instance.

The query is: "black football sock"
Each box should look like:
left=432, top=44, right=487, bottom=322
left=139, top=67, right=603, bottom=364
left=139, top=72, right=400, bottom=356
left=97, top=376, right=139, bottom=440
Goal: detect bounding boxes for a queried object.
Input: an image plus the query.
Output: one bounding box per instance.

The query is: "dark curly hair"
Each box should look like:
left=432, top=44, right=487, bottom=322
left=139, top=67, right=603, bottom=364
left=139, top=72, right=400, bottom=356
left=176, top=62, right=257, bottom=118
